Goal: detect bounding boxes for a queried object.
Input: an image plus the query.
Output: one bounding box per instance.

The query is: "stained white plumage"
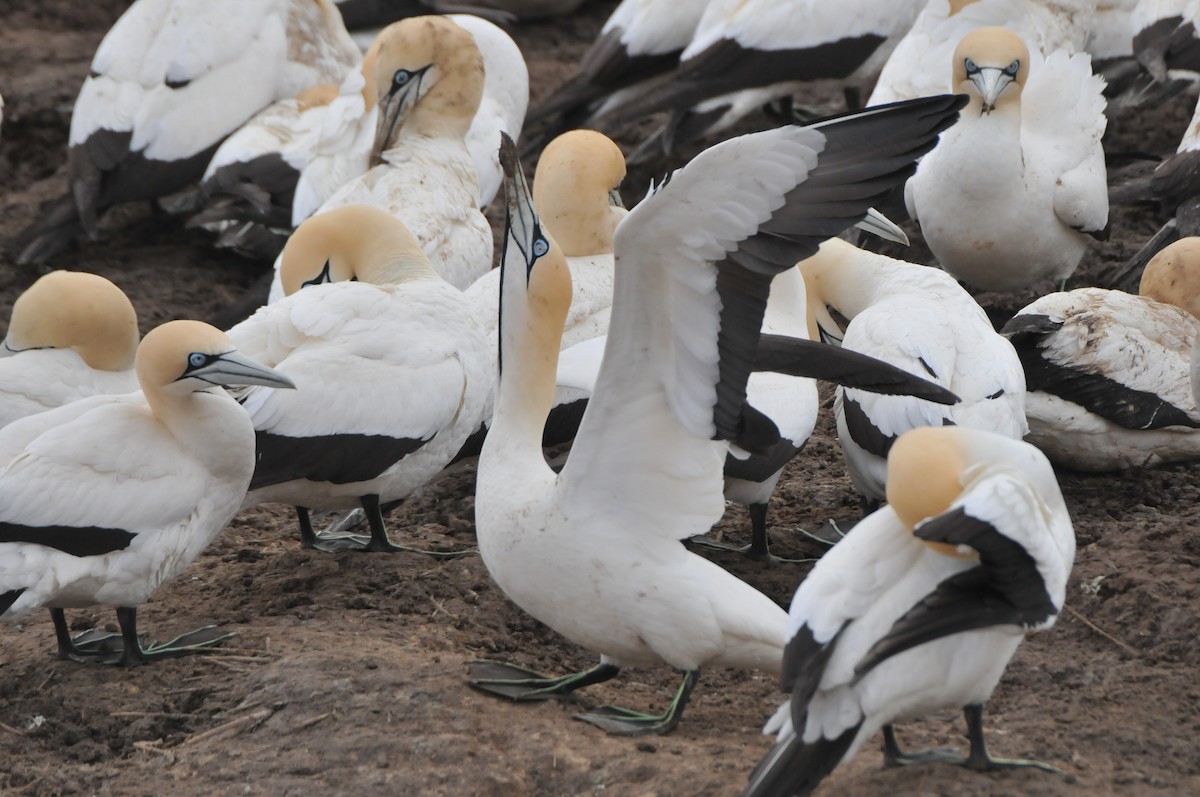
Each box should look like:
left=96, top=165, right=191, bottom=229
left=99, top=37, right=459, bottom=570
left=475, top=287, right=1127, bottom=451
left=0, top=272, right=139, bottom=427
left=468, top=96, right=967, bottom=734
left=905, top=27, right=1109, bottom=291
left=267, top=15, right=493, bottom=300
left=1002, top=237, right=1200, bottom=470
left=869, top=0, right=1098, bottom=106
left=0, top=320, right=294, bottom=666
left=13, top=0, right=358, bottom=264
left=799, top=238, right=1027, bottom=505
left=741, top=426, right=1075, bottom=797
left=232, top=205, right=489, bottom=553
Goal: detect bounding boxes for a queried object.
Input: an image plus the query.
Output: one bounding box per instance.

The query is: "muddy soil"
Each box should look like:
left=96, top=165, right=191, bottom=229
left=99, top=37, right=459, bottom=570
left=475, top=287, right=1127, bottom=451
left=1, top=2, right=1199, bottom=796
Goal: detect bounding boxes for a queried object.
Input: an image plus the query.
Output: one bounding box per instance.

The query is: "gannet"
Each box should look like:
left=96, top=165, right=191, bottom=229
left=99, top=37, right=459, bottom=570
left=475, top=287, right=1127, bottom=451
left=525, top=0, right=712, bottom=145
left=868, top=0, right=1099, bottom=106
left=905, top=27, right=1109, bottom=292
left=231, top=205, right=489, bottom=552
left=11, top=0, right=358, bottom=264
left=0, top=320, right=294, bottom=665
left=468, top=94, right=967, bottom=734
left=1131, top=0, right=1199, bottom=83
left=266, top=15, right=493, bottom=300
left=1002, top=237, right=1200, bottom=470
left=741, top=426, right=1074, bottom=797
left=799, top=238, right=1027, bottom=506
left=594, top=0, right=926, bottom=156
left=0, top=271, right=139, bottom=427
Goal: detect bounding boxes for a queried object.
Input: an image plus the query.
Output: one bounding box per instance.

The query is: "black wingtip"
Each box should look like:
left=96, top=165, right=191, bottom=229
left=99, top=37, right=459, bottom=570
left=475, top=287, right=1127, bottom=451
left=741, top=718, right=862, bottom=797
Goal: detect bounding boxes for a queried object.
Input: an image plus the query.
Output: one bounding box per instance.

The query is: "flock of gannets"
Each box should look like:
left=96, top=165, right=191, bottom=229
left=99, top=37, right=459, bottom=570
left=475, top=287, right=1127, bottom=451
left=5, top=0, right=1200, bottom=792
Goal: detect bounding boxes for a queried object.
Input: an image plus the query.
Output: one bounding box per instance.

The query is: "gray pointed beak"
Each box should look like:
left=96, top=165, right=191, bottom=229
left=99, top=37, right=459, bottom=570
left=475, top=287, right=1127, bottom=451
left=371, top=67, right=429, bottom=163
left=971, top=68, right=1013, bottom=114
left=854, top=207, right=909, bottom=246
left=191, top=351, right=296, bottom=390
left=608, top=187, right=625, bottom=209
left=499, top=132, right=541, bottom=278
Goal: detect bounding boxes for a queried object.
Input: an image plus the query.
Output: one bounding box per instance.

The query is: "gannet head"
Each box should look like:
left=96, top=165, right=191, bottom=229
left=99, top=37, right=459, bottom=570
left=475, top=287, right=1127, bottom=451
left=795, top=240, right=855, bottom=345
left=2, top=271, right=139, bottom=371
left=138, top=320, right=295, bottom=401
left=887, top=427, right=972, bottom=557
left=498, top=133, right=571, bottom=374
left=533, top=129, right=627, bottom=257
left=370, top=15, right=484, bottom=158
left=1139, top=237, right=1200, bottom=320
left=279, top=205, right=431, bottom=296
left=952, top=27, right=1029, bottom=115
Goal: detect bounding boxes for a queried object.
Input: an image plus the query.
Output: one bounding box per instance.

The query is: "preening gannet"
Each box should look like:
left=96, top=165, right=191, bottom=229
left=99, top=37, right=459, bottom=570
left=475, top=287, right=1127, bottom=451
left=0, top=320, right=294, bottom=666
left=231, top=205, right=489, bottom=552
left=0, top=272, right=139, bottom=427
left=905, top=27, right=1108, bottom=291
left=594, top=0, right=926, bottom=156
left=799, top=238, right=1027, bottom=506
left=741, top=426, right=1074, bottom=797
left=468, top=95, right=967, bottom=734
left=1002, top=237, right=1200, bottom=470
left=868, top=0, right=1099, bottom=106
left=11, top=0, right=358, bottom=264
left=267, top=15, right=493, bottom=300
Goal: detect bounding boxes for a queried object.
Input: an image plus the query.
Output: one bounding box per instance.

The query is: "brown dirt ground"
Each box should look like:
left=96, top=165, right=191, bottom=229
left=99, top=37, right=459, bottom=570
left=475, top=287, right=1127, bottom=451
left=2, top=2, right=1200, bottom=795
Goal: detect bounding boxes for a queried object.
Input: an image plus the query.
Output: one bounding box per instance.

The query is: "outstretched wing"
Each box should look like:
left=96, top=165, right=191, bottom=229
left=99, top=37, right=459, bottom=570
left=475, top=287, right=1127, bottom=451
left=560, top=95, right=966, bottom=541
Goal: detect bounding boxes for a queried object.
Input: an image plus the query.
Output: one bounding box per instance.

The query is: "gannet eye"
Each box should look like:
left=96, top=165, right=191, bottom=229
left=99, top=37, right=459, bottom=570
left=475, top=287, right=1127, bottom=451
left=964, top=58, right=978, bottom=74
left=532, top=238, right=549, bottom=258
left=393, top=69, right=412, bottom=88
left=1004, top=60, right=1020, bottom=76
left=188, top=353, right=208, bottom=368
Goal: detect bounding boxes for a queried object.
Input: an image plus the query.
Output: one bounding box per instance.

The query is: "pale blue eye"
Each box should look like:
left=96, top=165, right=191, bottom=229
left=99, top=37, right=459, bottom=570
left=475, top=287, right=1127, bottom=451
left=532, top=238, right=549, bottom=258
left=1004, top=60, right=1020, bottom=76
left=964, top=58, right=978, bottom=73
left=394, top=70, right=411, bottom=87
left=188, top=353, right=206, bottom=368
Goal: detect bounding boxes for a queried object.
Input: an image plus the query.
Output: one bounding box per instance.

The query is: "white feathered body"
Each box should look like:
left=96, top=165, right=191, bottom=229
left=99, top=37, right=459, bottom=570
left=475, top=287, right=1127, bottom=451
left=906, top=48, right=1108, bottom=291
left=233, top=277, right=489, bottom=509
left=0, top=389, right=255, bottom=619
left=870, top=0, right=1098, bottom=105
left=270, top=136, right=491, bottom=301
left=0, top=350, right=139, bottom=429
left=1011, top=288, right=1200, bottom=470
left=71, top=0, right=357, bottom=163
left=810, top=245, right=1026, bottom=502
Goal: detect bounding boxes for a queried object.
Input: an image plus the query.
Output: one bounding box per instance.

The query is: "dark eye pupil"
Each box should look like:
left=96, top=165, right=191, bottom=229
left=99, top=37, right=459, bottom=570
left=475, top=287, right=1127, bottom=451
left=394, top=70, right=409, bottom=85
left=1005, top=60, right=1019, bottom=75
left=965, top=58, right=977, bottom=73
left=189, top=353, right=206, bottom=367
left=533, top=239, right=548, bottom=257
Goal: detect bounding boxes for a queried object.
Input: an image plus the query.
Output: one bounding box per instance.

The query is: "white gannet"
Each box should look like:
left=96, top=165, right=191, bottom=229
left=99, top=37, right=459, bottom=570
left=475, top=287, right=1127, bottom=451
left=0, top=271, right=140, bottom=427
left=741, top=426, right=1074, bottom=797
left=0, top=320, right=294, bottom=665
left=799, top=238, right=1027, bottom=506
left=297, top=14, right=527, bottom=221
left=1002, top=237, right=1200, bottom=470
left=593, top=0, right=926, bottom=156
left=231, top=205, right=489, bottom=552
left=467, top=95, right=967, bottom=734
left=267, top=15, right=493, bottom=300
left=905, top=27, right=1109, bottom=292
left=526, top=0, right=713, bottom=143
left=11, top=0, right=359, bottom=264
left=868, top=0, right=1099, bottom=106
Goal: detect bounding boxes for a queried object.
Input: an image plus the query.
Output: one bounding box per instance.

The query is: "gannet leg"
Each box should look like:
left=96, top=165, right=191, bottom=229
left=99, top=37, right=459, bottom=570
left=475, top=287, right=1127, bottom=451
left=881, top=724, right=961, bottom=767
left=575, top=669, right=699, bottom=736
left=66, top=607, right=233, bottom=667
left=51, top=608, right=118, bottom=661
left=961, top=705, right=1065, bottom=774
left=468, top=660, right=620, bottom=701
left=296, top=499, right=473, bottom=557
left=688, top=506, right=814, bottom=564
